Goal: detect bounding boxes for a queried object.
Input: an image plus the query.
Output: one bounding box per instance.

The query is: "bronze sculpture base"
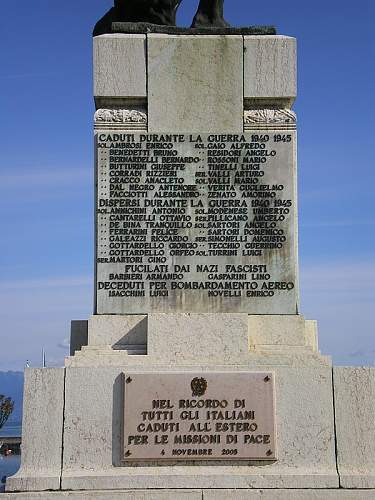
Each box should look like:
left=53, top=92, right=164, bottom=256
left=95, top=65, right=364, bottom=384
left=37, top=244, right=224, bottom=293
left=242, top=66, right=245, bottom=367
left=94, top=0, right=235, bottom=36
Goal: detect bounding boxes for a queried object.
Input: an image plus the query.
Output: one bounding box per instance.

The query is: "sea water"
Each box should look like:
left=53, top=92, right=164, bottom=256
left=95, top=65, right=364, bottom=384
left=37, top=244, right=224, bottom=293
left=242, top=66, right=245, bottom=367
left=0, top=421, right=22, bottom=492
left=0, top=455, right=21, bottom=490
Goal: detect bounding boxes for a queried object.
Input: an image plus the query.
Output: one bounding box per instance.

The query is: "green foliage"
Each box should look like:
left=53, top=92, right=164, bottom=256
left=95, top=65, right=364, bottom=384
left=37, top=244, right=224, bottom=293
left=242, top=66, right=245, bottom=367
left=0, top=394, right=14, bottom=429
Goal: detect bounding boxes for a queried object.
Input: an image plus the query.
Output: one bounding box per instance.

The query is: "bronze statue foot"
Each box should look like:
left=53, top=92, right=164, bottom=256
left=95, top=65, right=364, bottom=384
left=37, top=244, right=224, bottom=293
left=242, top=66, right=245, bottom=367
left=93, top=0, right=230, bottom=36
left=94, top=0, right=183, bottom=35
left=114, top=0, right=182, bottom=25
left=191, top=0, right=230, bottom=28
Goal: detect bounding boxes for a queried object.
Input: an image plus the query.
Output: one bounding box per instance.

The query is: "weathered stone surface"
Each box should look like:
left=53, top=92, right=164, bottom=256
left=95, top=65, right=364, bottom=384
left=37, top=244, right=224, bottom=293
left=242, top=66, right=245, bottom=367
left=66, top=350, right=331, bottom=369
left=65, top=345, right=331, bottom=369
left=60, top=365, right=336, bottom=489
left=4, top=490, right=375, bottom=499
left=334, top=367, right=375, bottom=488
left=204, top=490, right=375, bottom=499
left=305, top=320, right=319, bottom=351
left=88, top=314, right=147, bottom=349
left=66, top=314, right=330, bottom=367
left=272, top=366, right=336, bottom=479
left=244, top=109, right=296, bottom=131
left=248, top=314, right=307, bottom=347
left=62, top=469, right=338, bottom=491
left=95, top=132, right=298, bottom=315
left=244, top=36, right=297, bottom=105
left=93, top=34, right=296, bottom=109
left=2, top=490, right=202, bottom=499
left=63, top=367, right=120, bottom=472
left=6, top=369, right=65, bottom=492
left=148, top=313, right=249, bottom=362
left=93, top=34, right=146, bottom=106
left=147, top=35, right=243, bottom=132
left=94, top=108, right=147, bottom=130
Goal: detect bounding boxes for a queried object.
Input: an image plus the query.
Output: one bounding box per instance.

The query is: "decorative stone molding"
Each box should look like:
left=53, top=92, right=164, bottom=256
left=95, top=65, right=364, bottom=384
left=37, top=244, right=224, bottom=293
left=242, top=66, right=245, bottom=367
left=95, top=108, right=147, bottom=123
left=94, top=108, right=147, bottom=130
left=244, top=109, right=296, bottom=130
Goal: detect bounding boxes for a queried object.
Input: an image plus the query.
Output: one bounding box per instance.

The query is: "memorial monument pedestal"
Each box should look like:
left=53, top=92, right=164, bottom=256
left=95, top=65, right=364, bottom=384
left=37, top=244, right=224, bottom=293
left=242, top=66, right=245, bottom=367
left=6, top=32, right=375, bottom=499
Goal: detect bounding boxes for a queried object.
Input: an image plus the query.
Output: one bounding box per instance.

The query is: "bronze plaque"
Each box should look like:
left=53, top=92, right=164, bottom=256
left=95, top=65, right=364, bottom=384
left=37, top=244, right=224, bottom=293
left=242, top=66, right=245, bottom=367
left=123, top=372, right=276, bottom=461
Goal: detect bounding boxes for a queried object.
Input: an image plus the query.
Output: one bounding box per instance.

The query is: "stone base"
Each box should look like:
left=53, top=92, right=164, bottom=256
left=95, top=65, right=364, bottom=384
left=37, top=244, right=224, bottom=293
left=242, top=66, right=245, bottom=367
left=6, top=316, right=375, bottom=495
left=7, top=364, right=338, bottom=492
left=3, top=489, right=375, bottom=499
left=68, top=313, right=328, bottom=366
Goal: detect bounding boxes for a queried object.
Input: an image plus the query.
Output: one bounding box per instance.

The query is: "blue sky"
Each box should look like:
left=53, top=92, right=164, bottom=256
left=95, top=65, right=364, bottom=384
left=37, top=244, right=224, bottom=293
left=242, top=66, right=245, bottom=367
left=0, top=0, right=374, bottom=370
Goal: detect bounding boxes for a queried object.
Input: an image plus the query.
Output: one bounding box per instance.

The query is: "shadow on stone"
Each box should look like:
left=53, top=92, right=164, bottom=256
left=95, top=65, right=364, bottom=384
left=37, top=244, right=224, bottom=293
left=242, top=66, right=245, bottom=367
left=112, top=373, right=124, bottom=466
left=112, top=316, right=147, bottom=353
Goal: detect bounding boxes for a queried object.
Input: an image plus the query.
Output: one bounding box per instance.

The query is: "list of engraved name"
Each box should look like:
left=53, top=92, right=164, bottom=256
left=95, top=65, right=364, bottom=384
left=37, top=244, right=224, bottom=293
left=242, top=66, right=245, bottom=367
left=96, top=133, right=296, bottom=313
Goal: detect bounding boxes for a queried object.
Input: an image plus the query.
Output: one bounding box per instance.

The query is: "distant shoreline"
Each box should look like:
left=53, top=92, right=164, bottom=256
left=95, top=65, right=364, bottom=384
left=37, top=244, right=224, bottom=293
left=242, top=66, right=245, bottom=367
left=0, top=422, right=22, bottom=438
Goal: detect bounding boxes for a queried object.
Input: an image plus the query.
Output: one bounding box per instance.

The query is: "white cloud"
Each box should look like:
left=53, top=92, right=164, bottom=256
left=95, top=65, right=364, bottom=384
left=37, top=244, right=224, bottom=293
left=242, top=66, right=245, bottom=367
left=0, top=168, right=92, bottom=204
left=300, top=220, right=375, bottom=228
left=0, top=168, right=91, bottom=190
left=300, top=185, right=342, bottom=201
left=301, top=260, right=375, bottom=295
left=300, top=259, right=375, bottom=366
left=0, top=276, right=92, bottom=291
left=300, top=180, right=369, bottom=203
left=0, top=275, right=92, bottom=371
left=57, top=337, right=70, bottom=350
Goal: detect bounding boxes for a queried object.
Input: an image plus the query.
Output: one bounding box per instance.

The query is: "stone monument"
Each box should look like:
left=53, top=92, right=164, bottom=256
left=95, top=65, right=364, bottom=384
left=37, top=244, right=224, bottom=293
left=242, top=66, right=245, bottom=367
left=5, top=2, right=375, bottom=499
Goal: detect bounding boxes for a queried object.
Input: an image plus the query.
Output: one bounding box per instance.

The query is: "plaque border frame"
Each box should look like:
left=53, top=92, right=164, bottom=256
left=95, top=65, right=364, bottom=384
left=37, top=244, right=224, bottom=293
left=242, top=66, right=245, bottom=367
left=121, top=371, right=277, bottom=464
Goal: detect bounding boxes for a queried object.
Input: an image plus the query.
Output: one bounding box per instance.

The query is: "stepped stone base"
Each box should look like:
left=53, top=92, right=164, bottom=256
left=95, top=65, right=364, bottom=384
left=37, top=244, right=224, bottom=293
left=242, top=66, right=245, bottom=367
left=3, top=489, right=375, bottom=499
left=6, top=315, right=375, bottom=494
left=67, top=313, right=329, bottom=367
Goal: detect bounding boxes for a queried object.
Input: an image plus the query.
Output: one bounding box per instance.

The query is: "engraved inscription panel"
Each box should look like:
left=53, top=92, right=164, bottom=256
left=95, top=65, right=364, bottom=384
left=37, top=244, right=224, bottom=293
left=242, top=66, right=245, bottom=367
left=96, top=132, right=297, bottom=314
left=123, top=372, right=276, bottom=461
